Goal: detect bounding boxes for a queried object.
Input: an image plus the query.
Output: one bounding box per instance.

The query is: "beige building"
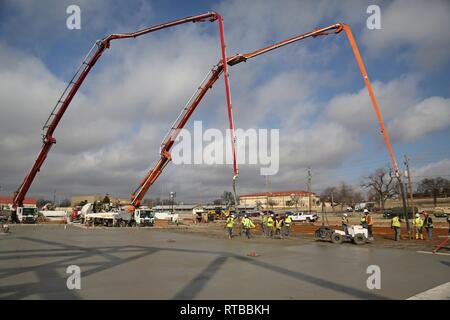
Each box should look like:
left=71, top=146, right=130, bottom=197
left=239, top=190, right=321, bottom=211
left=70, top=195, right=130, bottom=207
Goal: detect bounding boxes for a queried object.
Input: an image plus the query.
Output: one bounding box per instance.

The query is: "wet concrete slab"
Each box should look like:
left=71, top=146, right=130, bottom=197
left=0, top=225, right=449, bottom=299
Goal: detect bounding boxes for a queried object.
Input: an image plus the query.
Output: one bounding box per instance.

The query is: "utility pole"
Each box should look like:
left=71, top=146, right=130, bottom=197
left=331, top=191, right=335, bottom=214
left=404, top=155, right=415, bottom=214
left=307, top=168, right=312, bottom=214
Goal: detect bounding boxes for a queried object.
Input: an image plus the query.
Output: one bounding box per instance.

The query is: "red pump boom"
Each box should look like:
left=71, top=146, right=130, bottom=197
left=130, top=22, right=403, bottom=208
left=12, top=12, right=236, bottom=209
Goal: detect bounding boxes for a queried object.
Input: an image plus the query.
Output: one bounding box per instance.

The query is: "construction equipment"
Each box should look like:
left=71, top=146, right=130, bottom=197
left=315, top=225, right=368, bottom=245
left=11, top=11, right=236, bottom=221
left=131, top=22, right=404, bottom=220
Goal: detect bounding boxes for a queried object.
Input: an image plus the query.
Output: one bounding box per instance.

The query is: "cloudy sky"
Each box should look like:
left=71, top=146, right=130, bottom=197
left=0, top=0, right=449, bottom=203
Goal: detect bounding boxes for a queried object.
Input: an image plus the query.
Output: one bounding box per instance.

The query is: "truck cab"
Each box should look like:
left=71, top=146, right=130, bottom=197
left=134, top=208, right=155, bottom=226
left=17, top=207, right=38, bottom=224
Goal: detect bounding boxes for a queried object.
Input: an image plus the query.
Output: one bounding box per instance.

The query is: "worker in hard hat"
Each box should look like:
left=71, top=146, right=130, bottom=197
left=423, top=211, right=433, bottom=240
left=225, top=214, right=235, bottom=239
left=262, top=213, right=268, bottom=237
left=413, top=213, right=424, bottom=240
left=364, top=209, right=374, bottom=240
left=360, top=213, right=367, bottom=228
left=274, top=215, right=284, bottom=239
left=342, top=213, right=349, bottom=235
left=284, top=214, right=292, bottom=237
left=266, top=214, right=274, bottom=238
left=391, top=214, right=401, bottom=241
left=242, top=214, right=255, bottom=239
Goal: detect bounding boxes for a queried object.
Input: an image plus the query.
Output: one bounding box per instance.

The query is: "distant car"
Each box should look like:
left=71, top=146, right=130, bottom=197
left=346, top=206, right=353, bottom=212
left=433, top=210, right=448, bottom=218
left=288, top=212, right=319, bottom=222
left=383, top=207, right=417, bottom=219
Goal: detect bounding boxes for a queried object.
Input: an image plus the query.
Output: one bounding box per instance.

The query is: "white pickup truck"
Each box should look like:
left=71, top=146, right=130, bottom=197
left=286, top=211, right=319, bottom=222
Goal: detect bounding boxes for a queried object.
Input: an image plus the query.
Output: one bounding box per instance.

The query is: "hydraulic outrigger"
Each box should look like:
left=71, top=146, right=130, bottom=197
left=130, top=22, right=408, bottom=222
left=11, top=12, right=237, bottom=217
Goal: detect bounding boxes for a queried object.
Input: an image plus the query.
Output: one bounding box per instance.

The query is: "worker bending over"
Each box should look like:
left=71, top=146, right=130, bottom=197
left=413, top=213, right=424, bottom=240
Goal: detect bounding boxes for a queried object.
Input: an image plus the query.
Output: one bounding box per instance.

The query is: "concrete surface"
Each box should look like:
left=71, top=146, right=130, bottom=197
left=0, top=225, right=449, bottom=299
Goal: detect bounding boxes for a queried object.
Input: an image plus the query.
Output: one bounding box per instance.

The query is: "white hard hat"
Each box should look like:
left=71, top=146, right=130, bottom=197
left=364, top=209, right=369, bottom=213
left=415, top=213, right=420, bottom=217
left=344, top=213, right=348, bottom=217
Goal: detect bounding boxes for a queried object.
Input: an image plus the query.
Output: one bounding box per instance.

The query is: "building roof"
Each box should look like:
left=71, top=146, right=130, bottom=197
left=239, top=190, right=316, bottom=198
left=152, top=204, right=201, bottom=210
left=0, top=195, right=37, bottom=205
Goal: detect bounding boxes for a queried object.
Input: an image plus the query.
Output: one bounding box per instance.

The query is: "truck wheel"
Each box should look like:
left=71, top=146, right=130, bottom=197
left=131, top=221, right=137, bottom=227
left=353, top=234, right=366, bottom=245
left=331, top=232, right=344, bottom=244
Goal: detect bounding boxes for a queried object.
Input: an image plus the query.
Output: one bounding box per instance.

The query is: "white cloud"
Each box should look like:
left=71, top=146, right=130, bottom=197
left=388, top=97, right=450, bottom=142
left=412, top=159, right=450, bottom=180
left=361, top=0, right=450, bottom=69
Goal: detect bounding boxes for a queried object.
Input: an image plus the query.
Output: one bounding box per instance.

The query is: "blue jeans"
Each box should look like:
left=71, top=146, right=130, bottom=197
left=245, top=228, right=252, bottom=239
left=426, top=227, right=433, bottom=240
left=394, top=227, right=400, bottom=241
left=227, top=227, right=233, bottom=238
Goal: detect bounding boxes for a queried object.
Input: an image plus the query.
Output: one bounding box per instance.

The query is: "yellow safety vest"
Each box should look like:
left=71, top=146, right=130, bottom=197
left=275, top=219, right=283, bottom=229
left=284, top=216, right=292, bottom=226
left=392, top=216, right=400, bottom=228
left=267, top=217, right=274, bottom=228
left=413, top=217, right=423, bottom=227
left=262, top=215, right=268, bottom=225
left=226, top=217, right=234, bottom=228
left=243, top=218, right=254, bottom=229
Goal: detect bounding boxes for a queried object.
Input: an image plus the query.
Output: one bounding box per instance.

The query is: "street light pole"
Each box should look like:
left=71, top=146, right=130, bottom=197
left=170, top=192, right=176, bottom=214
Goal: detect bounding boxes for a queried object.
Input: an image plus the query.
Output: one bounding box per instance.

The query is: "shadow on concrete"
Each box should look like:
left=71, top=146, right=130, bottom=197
left=0, top=236, right=387, bottom=300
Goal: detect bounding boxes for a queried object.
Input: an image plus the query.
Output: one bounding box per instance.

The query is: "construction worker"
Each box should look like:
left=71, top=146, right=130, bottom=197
left=341, top=213, right=349, bottom=235
left=447, top=215, right=450, bottom=235
left=423, top=212, right=433, bottom=240
left=360, top=214, right=367, bottom=228
left=365, top=209, right=374, bottom=239
left=284, top=214, right=292, bottom=237
left=391, top=214, right=401, bottom=241
left=266, top=214, right=274, bottom=238
left=262, top=213, right=268, bottom=237
left=413, top=213, right=424, bottom=240
left=274, top=216, right=284, bottom=239
left=242, top=214, right=255, bottom=239
left=225, top=214, right=235, bottom=239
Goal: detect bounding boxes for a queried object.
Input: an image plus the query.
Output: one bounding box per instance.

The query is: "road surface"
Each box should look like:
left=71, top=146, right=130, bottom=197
left=0, top=225, right=449, bottom=299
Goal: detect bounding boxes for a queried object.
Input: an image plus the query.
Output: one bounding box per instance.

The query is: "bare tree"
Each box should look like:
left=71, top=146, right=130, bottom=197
left=221, top=191, right=236, bottom=206
left=417, top=177, right=450, bottom=207
left=290, top=194, right=300, bottom=211
left=361, top=167, right=398, bottom=211
left=267, top=198, right=277, bottom=209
